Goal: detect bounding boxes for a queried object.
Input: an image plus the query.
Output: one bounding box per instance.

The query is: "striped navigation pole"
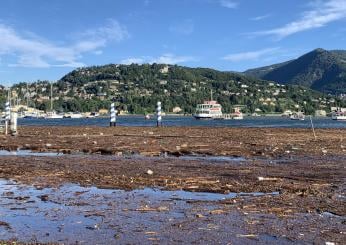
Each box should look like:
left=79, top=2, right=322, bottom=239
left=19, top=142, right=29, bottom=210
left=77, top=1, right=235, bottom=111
left=110, top=102, right=116, bottom=127
left=156, top=101, right=162, bottom=127
left=5, top=101, right=10, bottom=135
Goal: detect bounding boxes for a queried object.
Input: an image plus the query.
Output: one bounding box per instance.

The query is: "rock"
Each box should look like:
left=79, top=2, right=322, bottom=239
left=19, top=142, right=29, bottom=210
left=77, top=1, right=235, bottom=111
left=146, top=169, right=154, bottom=175
left=38, top=194, right=49, bottom=201
left=196, top=213, right=204, bottom=218
left=98, top=148, right=113, bottom=155
left=46, top=143, right=52, bottom=147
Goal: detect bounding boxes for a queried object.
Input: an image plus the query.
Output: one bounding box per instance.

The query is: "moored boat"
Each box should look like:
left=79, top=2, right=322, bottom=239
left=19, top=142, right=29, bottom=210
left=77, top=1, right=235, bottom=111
left=231, top=107, right=243, bottom=120
left=290, top=112, right=305, bottom=120
left=331, top=110, right=346, bottom=120
left=45, top=111, right=64, bottom=119
left=64, top=112, right=84, bottom=119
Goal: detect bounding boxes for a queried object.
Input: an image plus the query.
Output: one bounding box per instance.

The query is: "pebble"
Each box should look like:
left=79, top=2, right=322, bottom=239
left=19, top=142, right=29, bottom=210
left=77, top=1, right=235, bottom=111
left=146, top=169, right=154, bottom=175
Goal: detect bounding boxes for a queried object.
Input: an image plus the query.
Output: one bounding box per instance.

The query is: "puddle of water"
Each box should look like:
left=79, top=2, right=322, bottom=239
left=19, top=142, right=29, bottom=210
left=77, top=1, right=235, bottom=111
left=121, top=153, right=246, bottom=163
left=0, top=150, right=61, bottom=157
left=178, top=155, right=245, bottom=162
left=0, top=148, right=246, bottom=165
left=0, top=179, right=280, bottom=243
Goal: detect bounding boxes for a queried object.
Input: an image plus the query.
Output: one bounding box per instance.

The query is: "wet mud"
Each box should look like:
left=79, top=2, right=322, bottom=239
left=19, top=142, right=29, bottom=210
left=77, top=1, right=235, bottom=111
left=0, top=126, right=345, bottom=244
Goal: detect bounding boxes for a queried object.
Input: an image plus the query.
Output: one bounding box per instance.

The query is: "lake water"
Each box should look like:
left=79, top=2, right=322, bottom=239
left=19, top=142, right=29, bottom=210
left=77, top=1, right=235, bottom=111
left=18, top=115, right=346, bottom=128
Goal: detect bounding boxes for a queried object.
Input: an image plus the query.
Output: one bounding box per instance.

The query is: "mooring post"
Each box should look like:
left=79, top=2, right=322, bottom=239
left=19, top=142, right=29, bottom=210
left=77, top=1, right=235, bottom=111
left=4, top=101, right=10, bottom=135
left=110, top=102, right=116, bottom=127
left=10, top=112, right=18, bottom=136
left=156, top=101, right=162, bottom=127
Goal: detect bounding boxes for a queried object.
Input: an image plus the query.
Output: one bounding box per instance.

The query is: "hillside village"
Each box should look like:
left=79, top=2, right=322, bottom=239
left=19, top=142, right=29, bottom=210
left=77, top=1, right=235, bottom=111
left=1, top=63, right=345, bottom=116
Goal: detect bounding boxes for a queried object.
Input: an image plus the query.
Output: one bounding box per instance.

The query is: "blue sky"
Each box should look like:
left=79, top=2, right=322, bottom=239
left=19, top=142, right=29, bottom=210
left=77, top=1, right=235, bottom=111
left=1, top=0, right=346, bottom=84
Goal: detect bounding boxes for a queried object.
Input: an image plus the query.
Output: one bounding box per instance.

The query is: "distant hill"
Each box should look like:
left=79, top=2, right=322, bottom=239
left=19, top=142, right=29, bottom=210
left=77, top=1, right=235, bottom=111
left=244, top=48, right=346, bottom=94
left=54, top=63, right=333, bottom=114
left=4, top=63, right=344, bottom=114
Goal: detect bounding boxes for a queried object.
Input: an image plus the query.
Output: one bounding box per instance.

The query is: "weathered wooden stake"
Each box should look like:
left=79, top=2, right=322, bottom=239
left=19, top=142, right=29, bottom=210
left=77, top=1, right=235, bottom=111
left=110, top=102, right=116, bottom=127
left=156, top=101, right=162, bottom=127
left=10, top=112, right=18, bottom=136
left=5, top=101, right=10, bottom=135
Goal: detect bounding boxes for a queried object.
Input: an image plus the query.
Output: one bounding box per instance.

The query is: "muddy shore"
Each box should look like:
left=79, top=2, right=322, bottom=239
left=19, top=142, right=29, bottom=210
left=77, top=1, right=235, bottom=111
left=1, top=126, right=345, bottom=157
left=0, top=126, right=345, bottom=244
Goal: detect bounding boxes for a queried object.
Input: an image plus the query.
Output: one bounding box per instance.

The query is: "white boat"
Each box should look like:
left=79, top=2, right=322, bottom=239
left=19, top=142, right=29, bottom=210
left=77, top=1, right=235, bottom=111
left=290, top=112, right=305, bottom=120
left=193, top=100, right=222, bottom=119
left=23, top=111, right=40, bottom=119
left=86, top=112, right=99, bottom=118
left=45, top=111, right=64, bottom=119
left=331, top=111, right=346, bottom=120
left=71, top=113, right=83, bottom=119
left=45, top=83, right=63, bottom=119
left=231, top=107, right=243, bottom=120
left=64, top=112, right=84, bottom=119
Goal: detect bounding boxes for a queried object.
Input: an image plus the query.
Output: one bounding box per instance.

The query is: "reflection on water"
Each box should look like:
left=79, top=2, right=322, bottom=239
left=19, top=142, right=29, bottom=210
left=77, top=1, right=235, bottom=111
left=0, top=179, right=278, bottom=243
left=0, top=150, right=61, bottom=156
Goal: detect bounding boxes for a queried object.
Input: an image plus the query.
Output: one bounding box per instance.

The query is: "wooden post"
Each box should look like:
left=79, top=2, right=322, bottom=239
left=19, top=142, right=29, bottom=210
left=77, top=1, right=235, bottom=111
left=10, top=112, right=17, bottom=136
left=110, top=103, right=116, bottom=127
left=156, top=101, right=162, bottom=127
left=5, top=101, right=10, bottom=135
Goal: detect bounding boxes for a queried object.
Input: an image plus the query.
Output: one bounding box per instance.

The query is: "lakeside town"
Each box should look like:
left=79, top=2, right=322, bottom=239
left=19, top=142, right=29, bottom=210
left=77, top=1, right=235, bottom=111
left=1, top=0, right=346, bottom=244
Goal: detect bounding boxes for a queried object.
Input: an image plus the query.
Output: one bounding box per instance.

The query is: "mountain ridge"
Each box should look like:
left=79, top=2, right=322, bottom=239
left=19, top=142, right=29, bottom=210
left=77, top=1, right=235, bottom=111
left=243, top=48, right=346, bottom=94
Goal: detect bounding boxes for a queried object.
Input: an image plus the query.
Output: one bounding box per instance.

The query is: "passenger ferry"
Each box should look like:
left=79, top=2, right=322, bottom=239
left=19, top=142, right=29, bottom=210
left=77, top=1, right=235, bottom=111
left=193, top=100, right=223, bottom=119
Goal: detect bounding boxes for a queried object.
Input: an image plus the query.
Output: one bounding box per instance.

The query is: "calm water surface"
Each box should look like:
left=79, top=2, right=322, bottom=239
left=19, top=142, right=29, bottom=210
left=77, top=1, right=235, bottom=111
left=18, top=116, right=346, bottom=128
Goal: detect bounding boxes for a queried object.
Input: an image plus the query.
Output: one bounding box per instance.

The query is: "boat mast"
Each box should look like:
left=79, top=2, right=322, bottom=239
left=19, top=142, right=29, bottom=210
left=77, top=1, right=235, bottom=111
left=50, top=82, right=53, bottom=112
left=210, top=89, right=213, bottom=101
left=26, top=83, right=29, bottom=107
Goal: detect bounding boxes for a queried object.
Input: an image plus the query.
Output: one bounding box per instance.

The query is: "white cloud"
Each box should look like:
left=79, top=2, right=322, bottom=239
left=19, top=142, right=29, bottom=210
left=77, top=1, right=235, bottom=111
left=250, top=14, right=271, bottom=21
left=120, top=57, right=146, bottom=65
left=255, top=0, right=346, bottom=39
left=150, top=53, right=195, bottom=64
left=0, top=19, right=129, bottom=68
left=222, top=48, right=280, bottom=62
left=77, top=19, right=129, bottom=43
left=120, top=54, right=196, bottom=65
left=169, top=19, right=194, bottom=35
left=219, top=0, right=238, bottom=9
